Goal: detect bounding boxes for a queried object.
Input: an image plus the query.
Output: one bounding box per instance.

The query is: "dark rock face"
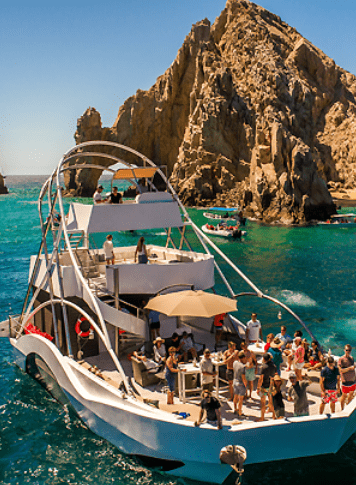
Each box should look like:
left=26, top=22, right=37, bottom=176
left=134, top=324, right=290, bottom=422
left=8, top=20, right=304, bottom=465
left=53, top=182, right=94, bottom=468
left=0, top=173, right=8, bottom=194
left=68, top=0, right=356, bottom=223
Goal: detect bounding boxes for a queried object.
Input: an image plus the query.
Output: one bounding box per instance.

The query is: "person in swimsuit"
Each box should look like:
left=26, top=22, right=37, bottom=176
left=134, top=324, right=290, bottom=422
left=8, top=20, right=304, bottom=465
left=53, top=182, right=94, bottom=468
left=223, top=341, right=239, bottom=400
left=165, top=347, right=184, bottom=404
left=338, top=344, right=356, bottom=410
left=240, top=340, right=257, bottom=399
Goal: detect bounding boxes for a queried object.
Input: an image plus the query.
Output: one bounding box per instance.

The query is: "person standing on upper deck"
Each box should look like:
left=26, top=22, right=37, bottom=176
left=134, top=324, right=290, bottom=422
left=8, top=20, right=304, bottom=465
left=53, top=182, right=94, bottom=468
left=245, top=313, right=263, bottom=344
left=135, top=237, right=148, bottom=264
left=109, top=186, right=122, bottom=204
left=93, top=185, right=108, bottom=204
left=103, top=234, right=114, bottom=265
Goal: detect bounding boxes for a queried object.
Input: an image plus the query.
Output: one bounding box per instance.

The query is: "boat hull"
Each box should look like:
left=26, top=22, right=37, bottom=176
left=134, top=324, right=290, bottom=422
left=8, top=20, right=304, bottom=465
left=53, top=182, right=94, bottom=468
left=9, top=333, right=356, bottom=483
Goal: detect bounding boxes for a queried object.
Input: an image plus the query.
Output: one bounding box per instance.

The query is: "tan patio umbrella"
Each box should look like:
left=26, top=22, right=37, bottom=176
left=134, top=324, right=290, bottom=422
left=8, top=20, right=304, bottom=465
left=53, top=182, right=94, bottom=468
left=145, top=290, right=237, bottom=318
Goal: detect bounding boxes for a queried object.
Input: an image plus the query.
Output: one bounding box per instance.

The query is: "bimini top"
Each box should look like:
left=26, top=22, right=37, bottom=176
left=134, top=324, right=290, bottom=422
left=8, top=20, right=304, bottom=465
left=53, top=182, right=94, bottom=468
left=113, top=166, right=157, bottom=180
left=65, top=192, right=183, bottom=233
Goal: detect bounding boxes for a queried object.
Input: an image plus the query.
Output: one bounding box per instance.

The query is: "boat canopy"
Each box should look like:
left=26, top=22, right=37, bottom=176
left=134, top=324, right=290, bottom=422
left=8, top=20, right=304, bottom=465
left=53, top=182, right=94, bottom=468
left=113, top=167, right=157, bottom=180
left=66, top=193, right=183, bottom=233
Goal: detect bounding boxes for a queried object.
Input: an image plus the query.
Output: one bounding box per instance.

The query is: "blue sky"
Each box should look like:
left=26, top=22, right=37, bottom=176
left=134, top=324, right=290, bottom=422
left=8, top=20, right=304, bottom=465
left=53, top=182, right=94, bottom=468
left=1, top=0, right=356, bottom=175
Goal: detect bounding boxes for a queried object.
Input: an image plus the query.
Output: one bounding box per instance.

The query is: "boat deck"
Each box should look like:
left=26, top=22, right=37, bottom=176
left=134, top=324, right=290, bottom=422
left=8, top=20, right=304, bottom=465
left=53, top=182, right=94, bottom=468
left=82, top=352, right=339, bottom=425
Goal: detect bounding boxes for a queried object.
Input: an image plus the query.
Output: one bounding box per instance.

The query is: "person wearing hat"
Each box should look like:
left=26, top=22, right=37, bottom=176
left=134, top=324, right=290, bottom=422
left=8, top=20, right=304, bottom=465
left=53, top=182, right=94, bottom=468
left=93, top=185, right=108, bottom=204
left=287, top=372, right=311, bottom=417
left=269, top=338, right=284, bottom=375
left=153, top=337, right=166, bottom=365
left=270, top=375, right=285, bottom=419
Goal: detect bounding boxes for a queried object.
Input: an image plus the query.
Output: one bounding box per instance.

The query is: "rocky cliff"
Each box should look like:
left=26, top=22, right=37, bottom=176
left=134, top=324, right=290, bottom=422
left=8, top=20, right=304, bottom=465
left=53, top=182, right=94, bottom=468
left=0, top=173, right=8, bottom=194
left=70, top=0, right=356, bottom=223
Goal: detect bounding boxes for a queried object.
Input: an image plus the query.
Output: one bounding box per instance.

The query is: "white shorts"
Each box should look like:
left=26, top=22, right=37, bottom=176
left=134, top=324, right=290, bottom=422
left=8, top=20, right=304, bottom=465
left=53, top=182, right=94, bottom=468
left=295, top=362, right=304, bottom=370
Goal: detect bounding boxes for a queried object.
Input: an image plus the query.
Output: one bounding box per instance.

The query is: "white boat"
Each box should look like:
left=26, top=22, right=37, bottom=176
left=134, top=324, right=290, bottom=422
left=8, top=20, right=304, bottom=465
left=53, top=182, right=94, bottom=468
left=319, top=213, right=356, bottom=226
left=202, top=223, right=246, bottom=239
left=3, top=141, right=356, bottom=484
left=203, top=207, right=247, bottom=226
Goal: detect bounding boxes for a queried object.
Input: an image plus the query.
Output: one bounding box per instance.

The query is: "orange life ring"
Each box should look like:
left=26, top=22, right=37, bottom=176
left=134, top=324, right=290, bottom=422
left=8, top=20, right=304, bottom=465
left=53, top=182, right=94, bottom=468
left=75, top=316, right=93, bottom=337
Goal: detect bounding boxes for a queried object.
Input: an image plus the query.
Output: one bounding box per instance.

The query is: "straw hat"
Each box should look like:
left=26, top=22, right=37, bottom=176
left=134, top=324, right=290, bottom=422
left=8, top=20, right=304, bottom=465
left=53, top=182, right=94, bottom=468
left=270, top=337, right=283, bottom=349
left=153, top=337, right=165, bottom=345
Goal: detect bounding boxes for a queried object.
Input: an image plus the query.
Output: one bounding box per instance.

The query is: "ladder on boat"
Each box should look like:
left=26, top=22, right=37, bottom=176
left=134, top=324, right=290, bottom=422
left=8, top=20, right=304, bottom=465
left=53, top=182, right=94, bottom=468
left=60, top=230, right=101, bottom=281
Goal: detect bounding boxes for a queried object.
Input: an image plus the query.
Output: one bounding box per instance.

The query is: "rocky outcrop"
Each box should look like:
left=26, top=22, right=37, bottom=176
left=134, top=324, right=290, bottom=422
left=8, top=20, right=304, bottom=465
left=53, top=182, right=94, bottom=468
left=0, top=173, right=8, bottom=194
left=69, top=0, right=356, bottom=223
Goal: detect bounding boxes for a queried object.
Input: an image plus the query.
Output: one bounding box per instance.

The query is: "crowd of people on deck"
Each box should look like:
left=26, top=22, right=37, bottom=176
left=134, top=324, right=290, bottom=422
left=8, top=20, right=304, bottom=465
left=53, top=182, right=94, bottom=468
left=223, top=320, right=356, bottom=425
left=130, top=304, right=356, bottom=428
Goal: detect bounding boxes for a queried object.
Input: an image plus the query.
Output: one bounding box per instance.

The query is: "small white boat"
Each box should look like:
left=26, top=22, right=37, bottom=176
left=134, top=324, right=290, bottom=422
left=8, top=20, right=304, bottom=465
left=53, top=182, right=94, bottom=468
left=202, top=223, right=246, bottom=239
left=203, top=211, right=238, bottom=222
left=203, top=207, right=247, bottom=225
left=319, top=213, right=356, bottom=226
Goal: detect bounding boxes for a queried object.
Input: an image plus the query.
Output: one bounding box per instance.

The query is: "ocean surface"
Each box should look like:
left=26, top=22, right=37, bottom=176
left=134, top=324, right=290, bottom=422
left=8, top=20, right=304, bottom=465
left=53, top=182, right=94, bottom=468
left=1, top=175, right=356, bottom=485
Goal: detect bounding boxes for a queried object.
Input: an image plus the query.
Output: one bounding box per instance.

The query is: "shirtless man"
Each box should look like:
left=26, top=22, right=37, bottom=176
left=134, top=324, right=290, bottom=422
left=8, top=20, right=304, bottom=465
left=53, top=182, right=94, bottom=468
left=223, top=341, right=239, bottom=400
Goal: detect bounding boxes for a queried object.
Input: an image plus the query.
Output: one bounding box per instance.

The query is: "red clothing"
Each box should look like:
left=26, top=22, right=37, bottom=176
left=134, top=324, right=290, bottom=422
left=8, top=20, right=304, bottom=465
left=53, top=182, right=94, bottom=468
left=264, top=343, right=271, bottom=352
left=214, top=313, right=226, bottom=328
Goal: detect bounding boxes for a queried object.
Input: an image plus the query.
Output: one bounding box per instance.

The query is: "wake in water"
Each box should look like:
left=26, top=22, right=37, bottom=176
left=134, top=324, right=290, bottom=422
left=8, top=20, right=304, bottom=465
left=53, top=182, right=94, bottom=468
left=274, top=289, right=318, bottom=308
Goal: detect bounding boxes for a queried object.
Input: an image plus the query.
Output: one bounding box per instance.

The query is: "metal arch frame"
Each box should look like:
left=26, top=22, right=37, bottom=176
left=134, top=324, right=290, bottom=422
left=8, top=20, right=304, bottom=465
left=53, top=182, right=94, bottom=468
left=60, top=141, right=316, bottom=335
left=19, top=140, right=316, bottom=397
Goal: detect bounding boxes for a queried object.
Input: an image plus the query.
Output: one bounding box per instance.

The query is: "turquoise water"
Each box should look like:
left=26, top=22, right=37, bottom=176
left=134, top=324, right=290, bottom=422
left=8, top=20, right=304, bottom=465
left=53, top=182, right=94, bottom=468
left=1, top=176, right=356, bottom=484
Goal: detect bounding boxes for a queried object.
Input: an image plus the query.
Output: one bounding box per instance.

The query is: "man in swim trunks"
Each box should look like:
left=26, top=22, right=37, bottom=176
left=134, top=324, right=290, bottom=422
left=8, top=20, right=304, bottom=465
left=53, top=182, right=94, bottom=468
left=320, top=356, right=340, bottom=414
left=233, top=351, right=248, bottom=416
left=338, top=344, right=356, bottom=410
left=223, top=341, right=239, bottom=400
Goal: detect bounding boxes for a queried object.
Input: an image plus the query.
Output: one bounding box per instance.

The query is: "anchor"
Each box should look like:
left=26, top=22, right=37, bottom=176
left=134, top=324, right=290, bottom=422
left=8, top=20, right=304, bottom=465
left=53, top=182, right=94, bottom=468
left=220, top=445, right=247, bottom=485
